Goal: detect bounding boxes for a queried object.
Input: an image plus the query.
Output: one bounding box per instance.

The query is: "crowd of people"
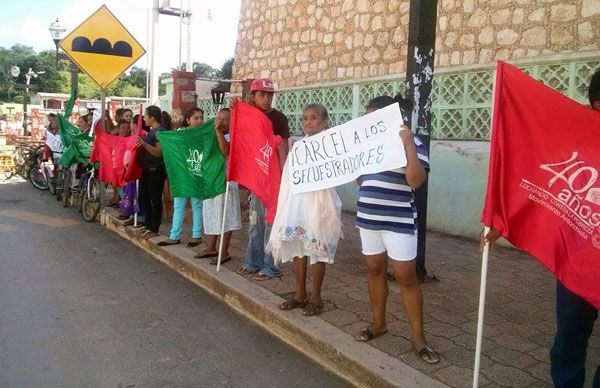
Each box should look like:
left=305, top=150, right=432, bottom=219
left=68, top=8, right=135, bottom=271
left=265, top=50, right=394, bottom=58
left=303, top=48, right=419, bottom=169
left=43, top=71, right=600, bottom=381
left=63, top=78, right=439, bottom=365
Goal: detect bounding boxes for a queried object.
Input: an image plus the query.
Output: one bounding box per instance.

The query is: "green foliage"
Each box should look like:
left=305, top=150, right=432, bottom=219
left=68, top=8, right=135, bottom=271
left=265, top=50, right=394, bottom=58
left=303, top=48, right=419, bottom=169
left=0, top=45, right=147, bottom=102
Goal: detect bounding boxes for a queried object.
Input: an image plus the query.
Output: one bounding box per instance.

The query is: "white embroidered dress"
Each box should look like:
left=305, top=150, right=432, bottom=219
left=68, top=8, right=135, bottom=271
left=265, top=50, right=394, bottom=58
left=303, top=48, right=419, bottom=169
left=267, top=158, right=343, bottom=265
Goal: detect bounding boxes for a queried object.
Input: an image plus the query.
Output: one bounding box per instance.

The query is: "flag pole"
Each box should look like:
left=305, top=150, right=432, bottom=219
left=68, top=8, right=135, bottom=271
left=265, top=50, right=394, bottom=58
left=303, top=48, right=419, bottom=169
left=216, top=182, right=230, bottom=272
left=473, top=226, right=490, bottom=387
left=134, top=179, right=139, bottom=227
left=473, top=65, right=499, bottom=387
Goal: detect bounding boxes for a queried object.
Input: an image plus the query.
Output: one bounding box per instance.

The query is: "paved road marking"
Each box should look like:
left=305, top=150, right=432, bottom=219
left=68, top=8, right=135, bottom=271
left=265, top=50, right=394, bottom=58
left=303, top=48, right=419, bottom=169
left=0, top=210, right=79, bottom=228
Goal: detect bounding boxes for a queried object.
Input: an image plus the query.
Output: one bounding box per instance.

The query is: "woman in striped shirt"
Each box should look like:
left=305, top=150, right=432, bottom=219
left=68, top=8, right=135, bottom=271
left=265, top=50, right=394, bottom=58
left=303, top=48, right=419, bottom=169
left=354, top=95, right=439, bottom=364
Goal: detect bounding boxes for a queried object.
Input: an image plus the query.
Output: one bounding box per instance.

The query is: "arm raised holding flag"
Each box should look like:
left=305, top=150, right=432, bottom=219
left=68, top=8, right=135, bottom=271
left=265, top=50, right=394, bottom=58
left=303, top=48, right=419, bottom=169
left=229, top=78, right=289, bottom=280
left=475, top=63, right=600, bottom=388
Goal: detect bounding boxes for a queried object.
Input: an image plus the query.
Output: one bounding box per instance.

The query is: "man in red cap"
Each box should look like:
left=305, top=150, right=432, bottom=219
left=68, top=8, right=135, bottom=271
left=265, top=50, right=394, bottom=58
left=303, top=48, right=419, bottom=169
left=237, top=78, right=291, bottom=280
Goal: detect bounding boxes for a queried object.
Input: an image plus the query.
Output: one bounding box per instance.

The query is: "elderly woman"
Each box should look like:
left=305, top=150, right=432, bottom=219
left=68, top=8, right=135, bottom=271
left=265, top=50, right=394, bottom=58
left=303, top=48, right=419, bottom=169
left=267, top=103, right=343, bottom=317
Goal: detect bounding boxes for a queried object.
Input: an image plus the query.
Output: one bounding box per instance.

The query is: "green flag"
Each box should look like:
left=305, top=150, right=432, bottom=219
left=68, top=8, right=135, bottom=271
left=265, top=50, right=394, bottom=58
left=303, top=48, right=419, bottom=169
left=58, top=114, right=80, bottom=148
left=64, top=85, right=78, bottom=116
left=59, top=131, right=94, bottom=166
left=157, top=119, right=226, bottom=199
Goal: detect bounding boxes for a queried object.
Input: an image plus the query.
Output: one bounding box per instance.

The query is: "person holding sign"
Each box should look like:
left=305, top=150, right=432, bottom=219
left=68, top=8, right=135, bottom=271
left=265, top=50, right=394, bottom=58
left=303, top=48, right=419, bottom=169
left=158, top=107, right=205, bottom=247
left=267, top=104, right=343, bottom=316
left=354, top=95, right=439, bottom=365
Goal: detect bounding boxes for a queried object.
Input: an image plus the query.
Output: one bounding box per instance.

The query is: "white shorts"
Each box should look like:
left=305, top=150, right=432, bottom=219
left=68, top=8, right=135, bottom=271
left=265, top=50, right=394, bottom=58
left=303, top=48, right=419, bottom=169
left=359, top=228, right=417, bottom=261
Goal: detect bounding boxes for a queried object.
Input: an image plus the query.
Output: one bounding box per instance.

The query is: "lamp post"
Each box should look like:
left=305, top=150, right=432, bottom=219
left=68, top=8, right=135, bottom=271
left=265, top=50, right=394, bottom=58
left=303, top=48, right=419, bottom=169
left=210, top=83, right=227, bottom=105
left=11, top=66, right=44, bottom=136
left=49, top=18, right=78, bottom=96
left=49, top=18, right=66, bottom=66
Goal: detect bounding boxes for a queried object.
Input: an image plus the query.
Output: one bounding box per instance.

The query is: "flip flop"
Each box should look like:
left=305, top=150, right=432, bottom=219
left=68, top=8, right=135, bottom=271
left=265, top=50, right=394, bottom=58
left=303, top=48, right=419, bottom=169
left=354, top=327, right=388, bottom=342
left=236, top=267, right=258, bottom=275
left=210, top=256, right=231, bottom=265
left=279, top=298, right=308, bottom=311
left=157, top=239, right=180, bottom=246
left=302, top=301, right=324, bottom=317
left=187, top=239, right=201, bottom=247
left=416, top=345, right=440, bottom=364
left=194, top=251, right=218, bottom=259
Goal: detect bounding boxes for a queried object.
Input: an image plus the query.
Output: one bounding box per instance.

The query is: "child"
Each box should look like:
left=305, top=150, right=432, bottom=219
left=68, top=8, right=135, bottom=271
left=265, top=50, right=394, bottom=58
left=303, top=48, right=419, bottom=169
left=267, top=103, right=343, bottom=317
left=158, top=107, right=204, bottom=246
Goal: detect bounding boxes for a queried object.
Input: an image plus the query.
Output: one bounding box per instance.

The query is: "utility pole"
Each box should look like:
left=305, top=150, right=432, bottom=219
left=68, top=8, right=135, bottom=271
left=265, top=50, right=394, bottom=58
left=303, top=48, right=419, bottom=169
left=404, top=0, right=438, bottom=283
left=149, top=0, right=192, bottom=102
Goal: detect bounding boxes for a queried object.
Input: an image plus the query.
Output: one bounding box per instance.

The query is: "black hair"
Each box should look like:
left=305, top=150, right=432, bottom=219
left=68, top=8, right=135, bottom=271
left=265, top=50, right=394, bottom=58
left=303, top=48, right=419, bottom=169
left=80, top=113, right=90, bottom=123
left=160, top=111, right=172, bottom=130
left=47, top=113, right=57, bottom=118
left=117, top=119, right=130, bottom=126
left=122, top=108, right=133, bottom=115
left=589, top=68, right=600, bottom=106
left=132, top=114, right=150, bottom=131
left=182, top=107, right=205, bottom=127
left=219, top=107, right=230, bottom=113
left=366, top=93, right=413, bottom=123
left=144, top=105, right=161, bottom=123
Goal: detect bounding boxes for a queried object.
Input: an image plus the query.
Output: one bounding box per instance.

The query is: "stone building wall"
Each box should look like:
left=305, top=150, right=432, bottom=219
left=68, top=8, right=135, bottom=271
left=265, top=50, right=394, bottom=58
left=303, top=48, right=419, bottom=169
left=231, top=0, right=600, bottom=90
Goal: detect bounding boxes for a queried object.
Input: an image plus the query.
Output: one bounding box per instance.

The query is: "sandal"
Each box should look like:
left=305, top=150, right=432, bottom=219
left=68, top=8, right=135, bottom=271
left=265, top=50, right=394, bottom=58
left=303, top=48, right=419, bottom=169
left=279, top=298, right=308, bottom=311
left=252, top=273, right=281, bottom=281
left=354, top=327, right=388, bottom=342
left=157, top=239, right=180, bottom=246
left=416, top=345, right=440, bottom=364
left=210, top=256, right=231, bottom=265
left=194, top=251, right=218, bottom=259
left=302, top=301, right=323, bottom=316
left=187, top=238, right=201, bottom=247
left=236, top=267, right=258, bottom=275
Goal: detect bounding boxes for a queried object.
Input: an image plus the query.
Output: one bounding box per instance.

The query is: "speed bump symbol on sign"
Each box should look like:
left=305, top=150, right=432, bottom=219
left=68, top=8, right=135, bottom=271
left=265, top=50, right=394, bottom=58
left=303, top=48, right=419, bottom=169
left=59, top=5, right=146, bottom=90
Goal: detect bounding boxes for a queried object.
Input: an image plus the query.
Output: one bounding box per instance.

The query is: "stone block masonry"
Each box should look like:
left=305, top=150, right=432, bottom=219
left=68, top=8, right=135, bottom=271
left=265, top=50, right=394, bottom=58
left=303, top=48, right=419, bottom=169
left=232, top=0, right=599, bottom=90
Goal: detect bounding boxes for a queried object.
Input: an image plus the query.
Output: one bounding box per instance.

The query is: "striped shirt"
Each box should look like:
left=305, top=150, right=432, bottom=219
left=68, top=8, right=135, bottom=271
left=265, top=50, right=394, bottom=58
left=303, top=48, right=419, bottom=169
left=356, top=136, right=430, bottom=235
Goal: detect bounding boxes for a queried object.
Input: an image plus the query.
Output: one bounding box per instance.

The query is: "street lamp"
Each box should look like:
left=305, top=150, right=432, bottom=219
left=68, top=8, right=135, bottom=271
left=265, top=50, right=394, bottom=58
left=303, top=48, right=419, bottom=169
left=210, top=83, right=227, bottom=105
left=11, top=66, right=44, bottom=137
left=49, top=18, right=67, bottom=65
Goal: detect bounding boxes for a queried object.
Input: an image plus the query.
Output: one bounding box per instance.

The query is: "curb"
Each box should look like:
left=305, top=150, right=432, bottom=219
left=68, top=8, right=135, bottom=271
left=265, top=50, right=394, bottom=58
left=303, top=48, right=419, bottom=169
left=100, top=209, right=448, bottom=388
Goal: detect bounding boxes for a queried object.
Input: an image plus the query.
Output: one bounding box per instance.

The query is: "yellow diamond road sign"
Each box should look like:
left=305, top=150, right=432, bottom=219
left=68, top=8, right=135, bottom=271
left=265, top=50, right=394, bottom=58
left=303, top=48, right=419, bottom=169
left=59, top=5, right=145, bottom=90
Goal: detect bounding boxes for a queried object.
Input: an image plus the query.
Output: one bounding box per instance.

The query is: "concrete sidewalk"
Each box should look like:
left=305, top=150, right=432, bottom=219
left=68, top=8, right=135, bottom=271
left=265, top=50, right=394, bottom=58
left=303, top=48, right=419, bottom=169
left=101, top=209, right=599, bottom=387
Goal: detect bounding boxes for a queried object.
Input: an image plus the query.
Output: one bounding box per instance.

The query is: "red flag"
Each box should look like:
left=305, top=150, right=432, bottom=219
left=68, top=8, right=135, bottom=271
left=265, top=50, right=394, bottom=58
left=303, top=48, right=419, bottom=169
left=90, top=123, right=128, bottom=187
left=122, top=104, right=145, bottom=181
left=228, top=101, right=282, bottom=224
left=482, top=62, right=600, bottom=308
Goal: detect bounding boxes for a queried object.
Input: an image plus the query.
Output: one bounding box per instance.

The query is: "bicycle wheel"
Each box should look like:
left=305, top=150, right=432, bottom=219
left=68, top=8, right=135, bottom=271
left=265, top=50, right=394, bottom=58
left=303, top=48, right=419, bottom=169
left=55, top=170, right=64, bottom=201
left=82, top=177, right=101, bottom=222
left=48, top=174, right=57, bottom=195
left=28, top=164, right=49, bottom=190
left=62, top=169, right=72, bottom=208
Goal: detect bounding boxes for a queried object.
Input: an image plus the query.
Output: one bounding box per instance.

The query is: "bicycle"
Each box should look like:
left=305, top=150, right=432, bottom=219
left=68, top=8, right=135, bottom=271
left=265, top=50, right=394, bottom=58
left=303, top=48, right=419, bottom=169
left=27, top=145, right=51, bottom=191
left=1, top=142, right=40, bottom=181
left=80, top=166, right=102, bottom=222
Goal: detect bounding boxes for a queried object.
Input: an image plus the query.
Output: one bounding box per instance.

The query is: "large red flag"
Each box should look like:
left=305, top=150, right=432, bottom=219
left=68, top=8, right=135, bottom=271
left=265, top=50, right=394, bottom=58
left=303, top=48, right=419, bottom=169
left=228, top=101, right=282, bottom=224
left=89, top=122, right=127, bottom=187
left=482, top=62, right=600, bottom=307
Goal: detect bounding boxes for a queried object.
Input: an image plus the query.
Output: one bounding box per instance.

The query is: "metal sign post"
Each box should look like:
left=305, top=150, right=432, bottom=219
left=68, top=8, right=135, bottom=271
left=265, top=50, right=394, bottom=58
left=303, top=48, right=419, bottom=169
left=404, top=0, right=438, bottom=283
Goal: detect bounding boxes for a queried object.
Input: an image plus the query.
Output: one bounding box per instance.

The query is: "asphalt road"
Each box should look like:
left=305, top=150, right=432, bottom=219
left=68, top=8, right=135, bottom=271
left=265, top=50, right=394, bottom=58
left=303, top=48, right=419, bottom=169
left=0, top=179, right=346, bottom=388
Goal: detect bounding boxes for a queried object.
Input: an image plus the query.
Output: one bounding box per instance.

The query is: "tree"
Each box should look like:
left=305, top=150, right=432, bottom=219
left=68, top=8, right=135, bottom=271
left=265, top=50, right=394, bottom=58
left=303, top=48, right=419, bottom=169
left=126, top=66, right=147, bottom=90
left=217, top=58, right=234, bottom=79
left=216, top=57, right=234, bottom=91
left=191, top=62, right=216, bottom=78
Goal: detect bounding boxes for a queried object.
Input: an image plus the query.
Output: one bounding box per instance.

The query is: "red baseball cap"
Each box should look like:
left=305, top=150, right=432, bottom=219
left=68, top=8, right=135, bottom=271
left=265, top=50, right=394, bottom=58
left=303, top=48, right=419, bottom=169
left=250, top=78, right=275, bottom=92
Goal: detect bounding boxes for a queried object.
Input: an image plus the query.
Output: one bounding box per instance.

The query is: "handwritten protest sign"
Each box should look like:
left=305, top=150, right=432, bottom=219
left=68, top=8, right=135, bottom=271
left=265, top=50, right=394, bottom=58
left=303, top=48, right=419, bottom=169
left=289, top=103, right=406, bottom=194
